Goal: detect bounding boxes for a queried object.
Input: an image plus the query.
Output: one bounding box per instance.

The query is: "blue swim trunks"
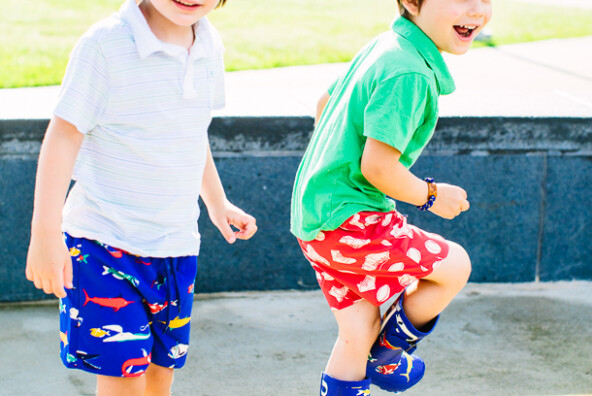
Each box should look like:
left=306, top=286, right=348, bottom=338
left=59, top=233, right=197, bottom=377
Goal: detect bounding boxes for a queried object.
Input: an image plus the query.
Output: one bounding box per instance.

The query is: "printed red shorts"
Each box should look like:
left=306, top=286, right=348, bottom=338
left=297, top=211, right=450, bottom=310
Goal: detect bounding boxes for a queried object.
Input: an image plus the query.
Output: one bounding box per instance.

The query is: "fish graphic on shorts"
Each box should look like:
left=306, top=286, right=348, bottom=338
left=83, top=290, right=134, bottom=312
left=159, top=316, right=190, bottom=330
left=121, top=350, right=151, bottom=377
left=168, top=344, right=189, bottom=359
left=145, top=300, right=169, bottom=314
left=101, top=324, right=151, bottom=342
left=60, top=331, right=68, bottom=347
left=96, top=242, right=124, bottom=258
left=70, top=307, right=83, bottom=327
left=76, top=350, right=101, bottom=371
left=89, top=328, right=111, bottom=338
left=102, top=266, right=140, bottom=287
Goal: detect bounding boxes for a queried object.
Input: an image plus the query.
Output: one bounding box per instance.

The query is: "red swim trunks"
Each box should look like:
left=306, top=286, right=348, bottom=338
left=297, top=211, right=450, bottom=310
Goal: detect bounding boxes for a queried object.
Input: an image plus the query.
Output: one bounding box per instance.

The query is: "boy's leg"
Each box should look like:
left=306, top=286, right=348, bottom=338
left=366, top=241, right=471, bottom=392
left=97, top=375, right=145, bottom=396
left=97, top=364, right=173, bottom=396
left=144, top=364, right=174, bottom=396
left=403, top=241, right=471, bottom=328
left=326, top=299, right=381, bottom=381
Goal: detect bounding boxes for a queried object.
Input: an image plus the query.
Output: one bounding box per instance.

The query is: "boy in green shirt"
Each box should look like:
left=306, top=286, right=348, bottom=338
left=290, top=0, right=491, bottom=394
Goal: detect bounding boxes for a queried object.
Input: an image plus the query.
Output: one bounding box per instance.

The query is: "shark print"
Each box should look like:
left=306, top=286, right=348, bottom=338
left=159, top=316, right=191, bottom=330
left=60, top=233, right=199, bottom=375
left=102, top=266, right=140, bottom=287
left=76, top=351, right=101, bottom=371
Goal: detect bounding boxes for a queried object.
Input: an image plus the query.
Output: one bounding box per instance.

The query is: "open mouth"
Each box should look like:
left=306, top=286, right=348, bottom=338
left=453, top=25, right=479, bottom=39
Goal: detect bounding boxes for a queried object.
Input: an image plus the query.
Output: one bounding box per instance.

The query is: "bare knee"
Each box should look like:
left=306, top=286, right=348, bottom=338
left=425, top=241, right=471, bottom=291
left=144, top=364, right=174, bottom=396
left=452, top=241, right=471, bottom=281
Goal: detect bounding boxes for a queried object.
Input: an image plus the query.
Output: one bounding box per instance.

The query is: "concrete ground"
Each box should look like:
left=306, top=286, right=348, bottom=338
left=1, top=281, right=591, bottom=396
left=1, top=37, right=591, bottom=120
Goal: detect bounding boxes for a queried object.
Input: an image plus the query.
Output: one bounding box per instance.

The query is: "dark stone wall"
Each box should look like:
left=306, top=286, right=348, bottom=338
left=1, top=117, right=590, bottom=301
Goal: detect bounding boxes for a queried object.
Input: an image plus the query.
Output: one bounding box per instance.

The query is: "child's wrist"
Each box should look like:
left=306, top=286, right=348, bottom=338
left=416, top=177, right=437, bottom=211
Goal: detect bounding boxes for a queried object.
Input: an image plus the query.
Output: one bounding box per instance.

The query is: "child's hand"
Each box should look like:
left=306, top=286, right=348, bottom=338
left=429, top=183, right=470, bottom=220
left=209, top=200, right=257, bottom=244
left=25, top=231, right=73, bottom=299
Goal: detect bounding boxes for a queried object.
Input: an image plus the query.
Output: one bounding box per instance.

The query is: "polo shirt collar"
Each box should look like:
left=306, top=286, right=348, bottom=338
left=119, top=0, right=218, bottom=60
left=392, top=17, right=455, bottom=95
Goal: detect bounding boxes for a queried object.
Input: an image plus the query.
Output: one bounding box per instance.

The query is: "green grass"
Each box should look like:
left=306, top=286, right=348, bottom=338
left=1, top=0, right=592, bottom=88
left=477, top=1, right=592, bottom=46
left=0, top=0, right=123, bottom=88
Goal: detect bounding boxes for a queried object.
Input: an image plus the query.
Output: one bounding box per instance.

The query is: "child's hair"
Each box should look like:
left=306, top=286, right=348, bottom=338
left=217, top=0, right=227, bottom=7
left=396, top=0, right=424, bottom=19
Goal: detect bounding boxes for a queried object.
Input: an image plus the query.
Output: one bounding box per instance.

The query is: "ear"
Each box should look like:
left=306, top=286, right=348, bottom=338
left=400, top=0, right=421, bottom=16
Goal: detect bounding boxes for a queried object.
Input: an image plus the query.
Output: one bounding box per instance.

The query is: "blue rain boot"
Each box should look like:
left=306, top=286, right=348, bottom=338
left=366, top=294, right=439, bottom=393
left=320, top=372, right=371, bottom=396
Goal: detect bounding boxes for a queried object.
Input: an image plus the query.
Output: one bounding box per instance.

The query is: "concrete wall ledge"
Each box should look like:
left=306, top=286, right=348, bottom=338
left=1, top=116, right=591, bottom=302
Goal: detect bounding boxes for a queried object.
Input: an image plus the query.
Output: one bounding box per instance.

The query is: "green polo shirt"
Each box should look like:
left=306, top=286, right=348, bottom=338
left=290, top=17, right=455, bottom=241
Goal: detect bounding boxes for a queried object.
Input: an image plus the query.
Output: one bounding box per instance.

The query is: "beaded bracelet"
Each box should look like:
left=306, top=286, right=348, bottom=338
left=417, top=177, right=437, bottom=211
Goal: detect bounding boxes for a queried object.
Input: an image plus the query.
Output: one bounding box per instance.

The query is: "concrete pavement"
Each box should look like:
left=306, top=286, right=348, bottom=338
left=1, top=281, right=591, bottom=395
left=1, top=37, right=591, bottom=120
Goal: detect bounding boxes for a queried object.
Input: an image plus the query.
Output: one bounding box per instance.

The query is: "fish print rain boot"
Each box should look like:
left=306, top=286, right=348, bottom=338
left=366, top=294, right=439, bottom=393
left=320, top=372, right=371, bottom=396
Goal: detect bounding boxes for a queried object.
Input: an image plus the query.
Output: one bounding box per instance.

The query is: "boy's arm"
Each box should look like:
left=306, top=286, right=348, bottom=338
left=26, top=116, right=84, bottom=298
left=200, top=144, right=257, bottom=243
left=315, top=91, right=331, bottom=126
left=361, top=137, right=470, bottom=219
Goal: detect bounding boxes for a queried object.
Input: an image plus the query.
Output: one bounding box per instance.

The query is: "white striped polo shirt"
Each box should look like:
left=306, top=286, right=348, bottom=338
left=55, top=0, right=225, bottom=257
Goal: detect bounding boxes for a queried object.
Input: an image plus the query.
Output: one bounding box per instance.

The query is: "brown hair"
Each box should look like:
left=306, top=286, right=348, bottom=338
left=396, top=0, right=424, bottom=19
left=217, top=0, right=227, bottom=8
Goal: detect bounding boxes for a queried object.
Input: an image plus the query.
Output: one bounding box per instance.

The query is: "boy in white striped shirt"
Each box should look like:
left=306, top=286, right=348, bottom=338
left=25, top=0, right=257, bottom=394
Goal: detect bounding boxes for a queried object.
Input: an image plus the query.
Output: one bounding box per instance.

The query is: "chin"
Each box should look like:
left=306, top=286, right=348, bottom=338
left=444, top=43, right=473, bottom=55
left=452, top=46, right=471, bottom=55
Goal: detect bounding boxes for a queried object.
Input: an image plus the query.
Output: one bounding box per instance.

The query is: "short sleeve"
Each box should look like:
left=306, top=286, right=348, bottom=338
left=54, top=36, right=109, bottom=134
left=363, top=73, right=429, bottom=154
